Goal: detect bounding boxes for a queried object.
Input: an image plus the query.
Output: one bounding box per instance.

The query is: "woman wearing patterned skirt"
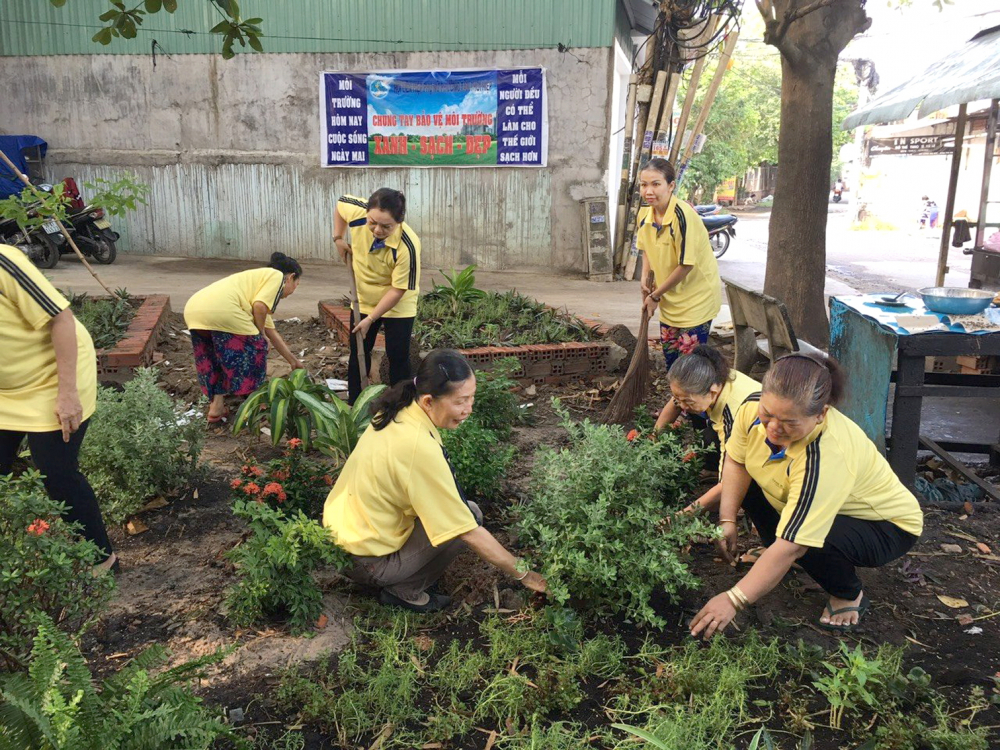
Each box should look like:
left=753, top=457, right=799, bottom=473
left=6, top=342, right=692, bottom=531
left=184, top=253, right=303, bottom=423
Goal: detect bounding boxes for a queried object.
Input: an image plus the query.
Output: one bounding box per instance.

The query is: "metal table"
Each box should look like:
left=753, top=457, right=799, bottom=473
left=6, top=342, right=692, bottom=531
left=829, top=295, right=1000, bottom=498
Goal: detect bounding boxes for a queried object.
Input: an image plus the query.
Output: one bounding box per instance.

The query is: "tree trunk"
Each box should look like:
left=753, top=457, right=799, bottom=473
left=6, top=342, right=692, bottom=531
left=761, top=0, right=870, bottom=348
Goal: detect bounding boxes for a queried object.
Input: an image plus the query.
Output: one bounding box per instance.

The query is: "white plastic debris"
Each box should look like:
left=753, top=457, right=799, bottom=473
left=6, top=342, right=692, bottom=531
left=326, top=378, right=349, bottom=391
left=285, top=317, right=302, bottom=323
left=965, top=626, right=983, bottom=635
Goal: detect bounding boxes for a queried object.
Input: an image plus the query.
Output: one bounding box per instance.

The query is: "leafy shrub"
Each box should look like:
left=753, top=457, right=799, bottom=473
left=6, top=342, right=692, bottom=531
left=0, top=614, right=236, bottom=749
left=427, top=265, right=485, bottom=314
left=515, top=402, right=715, bottom=628
left=468, top=357, right=524, bottom=437
left=0, top=472, right=114, bottom=672
left=79, top=368, right=203, bottom=523
left=67, top=288, right=136, bottom=350
left=415, top=288, right=598, bottom=350
left=441, top=420, right=515, bottom=500
left=225, top=500, right=350, bottom=634
left=230, top=440, right=337, bottom=519
left=233, top=371, right=384, bottom=459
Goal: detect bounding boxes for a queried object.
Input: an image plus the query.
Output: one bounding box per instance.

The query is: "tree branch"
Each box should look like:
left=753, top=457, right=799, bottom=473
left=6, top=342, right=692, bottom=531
left=779, top=0, right=840, bottom=38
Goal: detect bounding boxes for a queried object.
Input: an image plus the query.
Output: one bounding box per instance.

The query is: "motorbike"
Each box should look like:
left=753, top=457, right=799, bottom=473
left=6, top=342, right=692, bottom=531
left=833, top=187, right=843, bottom=203
left=0, top=190, right=66, bottom=269
left=702, top=213, right=738, bottom=259
left=694, top=203, right=720, bottom=216
left=61, top=178, right=119, bottom=264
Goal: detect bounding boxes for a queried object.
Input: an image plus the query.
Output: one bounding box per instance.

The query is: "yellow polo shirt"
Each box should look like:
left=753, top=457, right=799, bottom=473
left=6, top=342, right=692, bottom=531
left=637, top=197, right=721, bottom=328
left=183, top=268, right=283, bottom=336
left=0, top=244, right=97, bottom=432
left=337, top=195, right=420, bottom=319
left=323, top=402, right=478, bottom=557
left=704, top=370, right=760, bottom=480
left=726, top=403, right=923, bottom=547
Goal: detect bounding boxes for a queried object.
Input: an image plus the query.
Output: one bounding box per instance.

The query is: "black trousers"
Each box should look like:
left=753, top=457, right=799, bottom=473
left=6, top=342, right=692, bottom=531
left=347, top=312, right=415, bottom=404
left=742, top=483, right=917, bottom=600
left=0, top=420, right=113, bottom=560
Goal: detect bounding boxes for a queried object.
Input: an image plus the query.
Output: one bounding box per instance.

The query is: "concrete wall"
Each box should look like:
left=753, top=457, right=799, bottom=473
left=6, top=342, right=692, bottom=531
left=0, top=49, right=613, bottom=273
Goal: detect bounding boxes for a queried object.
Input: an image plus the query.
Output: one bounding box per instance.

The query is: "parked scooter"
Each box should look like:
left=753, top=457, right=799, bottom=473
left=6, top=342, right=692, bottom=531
left=702, top=213, right=738, bottom=259
left=61, top=178, right=119, bottom=264
left=694, top=203, right=720, bottom=216
left=0, top=189, right=66, bottom=269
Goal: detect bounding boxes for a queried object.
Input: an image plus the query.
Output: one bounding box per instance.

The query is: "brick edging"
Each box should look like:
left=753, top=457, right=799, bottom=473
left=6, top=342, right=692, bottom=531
left=97, top=295, right=172, bottom=382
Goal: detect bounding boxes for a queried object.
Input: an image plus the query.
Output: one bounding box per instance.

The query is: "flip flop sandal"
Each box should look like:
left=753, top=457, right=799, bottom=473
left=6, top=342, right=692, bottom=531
left=818, top=594, right=870, bottom=632
left=379, top=589, right=452, bottom=613
left=206, top=409, right=230, bottom=424
left=739, top=546, right=768, bottom=564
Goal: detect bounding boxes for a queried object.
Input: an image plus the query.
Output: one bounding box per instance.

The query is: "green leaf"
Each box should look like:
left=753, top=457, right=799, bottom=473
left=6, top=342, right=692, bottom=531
left=288, top=368, right=309, bottom=390
left=611, top=724, right=671, bottom=749
left=162, top=0, right=177, bottom=11
left=209, top=20, right=230, bottom=34
left=92, top=26, right=114, bottom=44
left=247, top=33, right=263, bottom=52
left=267, top=377, right=291, bottom=402
left=350, top=384, right=386, bottom=423
left=49, top=0, right=69, bottom=6
left=98, top=8, right=119, bottom=21
left=144, top=0, right=161, bottom=12
left=270, top=397, right=289, bottom=446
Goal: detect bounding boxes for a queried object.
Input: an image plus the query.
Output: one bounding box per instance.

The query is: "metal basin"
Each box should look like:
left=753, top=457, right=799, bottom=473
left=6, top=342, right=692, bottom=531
left=917, top=287, right=994, bottom=315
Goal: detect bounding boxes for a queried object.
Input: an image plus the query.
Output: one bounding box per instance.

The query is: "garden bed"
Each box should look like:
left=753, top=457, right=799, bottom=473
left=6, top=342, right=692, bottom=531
left=76, top=294, right=172, bottom=384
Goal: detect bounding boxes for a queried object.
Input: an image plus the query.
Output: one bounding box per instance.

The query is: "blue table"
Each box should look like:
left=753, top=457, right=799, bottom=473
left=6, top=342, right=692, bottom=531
left=829, top=295, right=1000, bottom=490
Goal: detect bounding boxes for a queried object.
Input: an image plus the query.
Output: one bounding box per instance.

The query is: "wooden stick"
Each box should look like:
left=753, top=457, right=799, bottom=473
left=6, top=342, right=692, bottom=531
left=616, top=76, right=655, bottom=277
left=0, top=149, right=113, bottom=295
left=681, top=30, right=740, bottom=165
left=657, top=71, right=682, bottom=149
left=669, top=56, right=708, bottom=166
left=612, top=74, right=640, bottom=273
left=345, top=252, right=369, bottom=389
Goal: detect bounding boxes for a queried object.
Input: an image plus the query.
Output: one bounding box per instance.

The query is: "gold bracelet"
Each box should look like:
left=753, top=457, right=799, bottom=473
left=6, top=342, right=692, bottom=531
left=514, top=569, right=530, bottom=581
left=725, top=589, right=744, bottom=612
left=730, top=585, right=750, bottom=608
left=719, top=519, right=738, bottom=525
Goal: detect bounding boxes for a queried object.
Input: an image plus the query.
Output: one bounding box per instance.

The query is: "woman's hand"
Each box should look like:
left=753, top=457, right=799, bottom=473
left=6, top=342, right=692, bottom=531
left=689, top=592, right=737, bottom=639
left=54, top=388, right=83, bottom=442
left=643, top=294, right=660, bottom=317
left=640, top=281, right=651, bottom=299
left=335, top=238, right=352, bottom=264
left=717, top=521, right=739, bottom=565
left=520, top=571, right=548, bottom=595
left=288, top=358, right=305, bottom=371
left=352, top=316, right=373, bottom=337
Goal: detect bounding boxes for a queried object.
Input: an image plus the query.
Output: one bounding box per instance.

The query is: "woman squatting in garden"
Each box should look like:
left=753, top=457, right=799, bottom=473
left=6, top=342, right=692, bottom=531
left=323, top=349, right=547, bottom=612
left=656, top=346, right=762, bottom=516
left=690, top=353, right=924, bottom=637
left=636, top=158, right=722, bottom=370
left=333, top=188, right=420, bottom=405
left=183, top=252, right=304, bottom=424
left=0, top=243, right=117, bottom=572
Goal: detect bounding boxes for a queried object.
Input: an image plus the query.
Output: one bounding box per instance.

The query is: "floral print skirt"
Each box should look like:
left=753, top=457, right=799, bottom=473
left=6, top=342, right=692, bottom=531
left=660, top=320, right=713, bottom=371
left=190, top=329, right=268, bottom=399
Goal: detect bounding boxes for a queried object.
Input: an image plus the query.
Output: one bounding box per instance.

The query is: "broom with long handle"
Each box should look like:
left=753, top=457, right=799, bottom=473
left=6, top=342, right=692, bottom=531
left=345, top=247, right=369, bottom=389
left=603, top=267, right=656, bottom=424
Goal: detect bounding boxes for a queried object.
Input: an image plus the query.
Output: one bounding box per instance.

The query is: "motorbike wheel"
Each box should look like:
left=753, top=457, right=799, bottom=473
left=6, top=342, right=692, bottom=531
left=710, top=230, right=730, bottom=259
left=91, top=234, right=118, bottom=264
left=35, top=235, right=60, bottom=269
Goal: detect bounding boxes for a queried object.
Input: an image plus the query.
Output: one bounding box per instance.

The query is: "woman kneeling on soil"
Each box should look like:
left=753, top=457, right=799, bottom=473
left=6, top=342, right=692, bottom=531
left=0, top=244, right=117, bottom=572
left=656, top=346, right=761, bottom=514
left=323, top=349, right=547, bottom=612
left=690, top=353, right=923, bottom=638
left=183, top=252, right=303, bottom=424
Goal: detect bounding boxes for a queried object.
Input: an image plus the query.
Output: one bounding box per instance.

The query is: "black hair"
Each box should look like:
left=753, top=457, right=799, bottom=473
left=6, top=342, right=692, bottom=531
left=367, top=187, right=406, bottom=224
left=667, top=345, right=731, bottom=395
left=638, top=157, right=677, bottom=184
left=370, top=349, right=474, bottom=430
left=267, top=251, right=302, bottom=279
left=763, top=353, right=846, bottom=416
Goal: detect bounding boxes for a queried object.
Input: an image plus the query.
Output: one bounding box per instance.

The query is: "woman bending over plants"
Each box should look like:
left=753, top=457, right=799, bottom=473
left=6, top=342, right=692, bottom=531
left=656, top=346, right=761, bottom=514
left=323, top=349, right=547, bottom=612
left=183, top=252, right=303, bottom=424
left=690, top=353, right=923, bottom=638
left=0, top=244, right=116, bottom=573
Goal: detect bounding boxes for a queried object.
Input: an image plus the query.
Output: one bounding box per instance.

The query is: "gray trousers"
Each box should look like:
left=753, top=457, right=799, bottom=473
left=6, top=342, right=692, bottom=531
left=347, top=501, right=483, bottom=601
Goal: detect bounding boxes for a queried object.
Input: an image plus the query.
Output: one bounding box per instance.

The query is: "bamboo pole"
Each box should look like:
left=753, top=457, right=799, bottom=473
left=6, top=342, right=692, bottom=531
left=612, top=74, right=640, bottom=273
left=346, top=253, right=369, bottom=389
left=0, top=150, right=113, bottom=295
left=622, top=70, right=669, bottom=280
left=656, top=71, right=682, bottom=150
left=668, top=57, right=708, bottom=166
left=680, top=30, right=740, bottom=165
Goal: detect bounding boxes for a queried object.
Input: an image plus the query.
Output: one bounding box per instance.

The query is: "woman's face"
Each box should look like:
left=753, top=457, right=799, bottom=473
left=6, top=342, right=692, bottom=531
left=669, top=381, right=721, bottom=415
left=639, top=168, right=676, bottom=211
left=758, top=393, right=827, bottom=447
left=366, top=207, right=399, bottom=240
left=420, top=376, right=476, bottom=430
left=282, top=275, right=301, bottom=297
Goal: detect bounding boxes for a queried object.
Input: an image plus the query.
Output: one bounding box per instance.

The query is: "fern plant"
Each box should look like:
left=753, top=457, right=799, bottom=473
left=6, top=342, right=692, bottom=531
left=0, top=615, right=237, bottom=749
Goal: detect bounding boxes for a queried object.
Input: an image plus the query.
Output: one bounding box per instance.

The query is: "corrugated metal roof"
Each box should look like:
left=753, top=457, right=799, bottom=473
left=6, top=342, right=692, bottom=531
left=843, top=25, right=1000, bottom=129
left=0, top=0, right=620, bottom=56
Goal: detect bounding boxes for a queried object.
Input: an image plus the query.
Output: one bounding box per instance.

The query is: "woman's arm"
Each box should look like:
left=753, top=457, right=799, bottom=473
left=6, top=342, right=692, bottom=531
left=50, top=309, right=82, bottom=442
left=252, top=301, right=269, bottom=336
left=264, top=327, right=303, bottom=370
left=352, top=287, right=406, bottom=335
left=333, top=207, right=350, bottom=263
left=717, top=455, right=752, bottom=564
left=654, top=397, right=683, bottom=432
left=459, top=525, right=547, bottom=594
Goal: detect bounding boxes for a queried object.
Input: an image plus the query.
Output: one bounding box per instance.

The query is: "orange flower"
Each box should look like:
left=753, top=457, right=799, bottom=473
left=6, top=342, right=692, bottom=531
left=243, top=482, right=261, bottom=495
left=263, top=482, right=284, bottom=496
left=26, top=519, right=50, bottom=536
left=626, top=429, right=639, bottom=442
left=248, top=465, right=265, bottom=478
left=287, top=438, right=303, bottom=449
left=682, top=451, right=697, bottom=463
left=230, top=478, right=243, bottom=489
left=322, top=474, right=334, bottom=486
left=272, top=469, right=290, bottom=481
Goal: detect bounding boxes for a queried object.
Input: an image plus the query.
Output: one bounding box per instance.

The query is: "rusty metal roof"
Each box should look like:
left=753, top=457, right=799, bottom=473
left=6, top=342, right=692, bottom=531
left=843, top=24, right=1000, bottom=129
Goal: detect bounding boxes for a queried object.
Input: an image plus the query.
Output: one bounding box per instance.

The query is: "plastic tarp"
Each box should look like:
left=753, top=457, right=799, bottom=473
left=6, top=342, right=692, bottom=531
left=0, top=135, right=47, bottom=199
left=843, top=25, right=1000, bottom=129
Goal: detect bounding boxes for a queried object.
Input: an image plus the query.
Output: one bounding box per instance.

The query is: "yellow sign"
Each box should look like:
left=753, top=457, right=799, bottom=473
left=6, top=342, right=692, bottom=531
left=715, top=177, right=736, bottom=205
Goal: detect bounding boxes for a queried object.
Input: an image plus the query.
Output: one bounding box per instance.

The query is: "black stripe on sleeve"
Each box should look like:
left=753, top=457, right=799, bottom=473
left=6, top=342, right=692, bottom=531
left=781, top=439, right=822, bottom=542
left=742, top=392, right=761, bottom=404
left=674, top=204, right=688, bottom=264
left=722, top=405, right=734, bottom=444
left=349, top=217, right=366, bottom=227
left=401, top=231, right=418, bottom=291
left=339, top=195, right=369, bottom=210
left=0, top=254, right=63, bottom=317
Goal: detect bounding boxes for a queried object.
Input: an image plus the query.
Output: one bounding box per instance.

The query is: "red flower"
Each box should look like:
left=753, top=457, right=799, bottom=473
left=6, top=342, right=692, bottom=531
left=287, top=438, right=303, bottom=449
left=263, top=481, right=284, bottom=496
left=277, top=491, right=287, bottom=503
left=682, top=451, right=697, bottom=463
left=626, top=429, right=639, bottom=442
left=322, top=474, right=334, bottom=486
left=230, top=478, right=243, bottom=489
left=26, top=519, right=50, bottom=536
left=248, top=466, right=265, bottom=478
left=243, top=482, right=261, bottom=495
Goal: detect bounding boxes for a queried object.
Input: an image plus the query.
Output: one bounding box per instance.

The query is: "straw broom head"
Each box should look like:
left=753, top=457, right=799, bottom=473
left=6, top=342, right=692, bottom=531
left=603, top=276, right=656, bottom=424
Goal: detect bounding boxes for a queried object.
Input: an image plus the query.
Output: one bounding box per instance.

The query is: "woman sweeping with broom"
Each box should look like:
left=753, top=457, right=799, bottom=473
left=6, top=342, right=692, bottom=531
left=637, top=158, right=721, bottom=370
left=333, top=189, right=420, bottom=405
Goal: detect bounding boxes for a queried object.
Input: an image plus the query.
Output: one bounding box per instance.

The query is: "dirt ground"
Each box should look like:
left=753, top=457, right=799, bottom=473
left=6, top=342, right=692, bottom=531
left=78, top=323, right=1000, bottom=748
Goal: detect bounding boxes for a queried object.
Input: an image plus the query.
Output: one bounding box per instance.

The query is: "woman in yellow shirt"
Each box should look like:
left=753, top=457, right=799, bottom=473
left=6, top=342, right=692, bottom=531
left=0, top=244, right=116, bottom=572
left=653, top=346, right=761, bottom=513
left=690, top=354, right=923, bottom=637
left=637, top=158, right=721, bottom=370
left=323, top=349, right=546, bottom=612
left=183, top=253, right=303, bottom=423
left=333, top=189, right=420, bottom=404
